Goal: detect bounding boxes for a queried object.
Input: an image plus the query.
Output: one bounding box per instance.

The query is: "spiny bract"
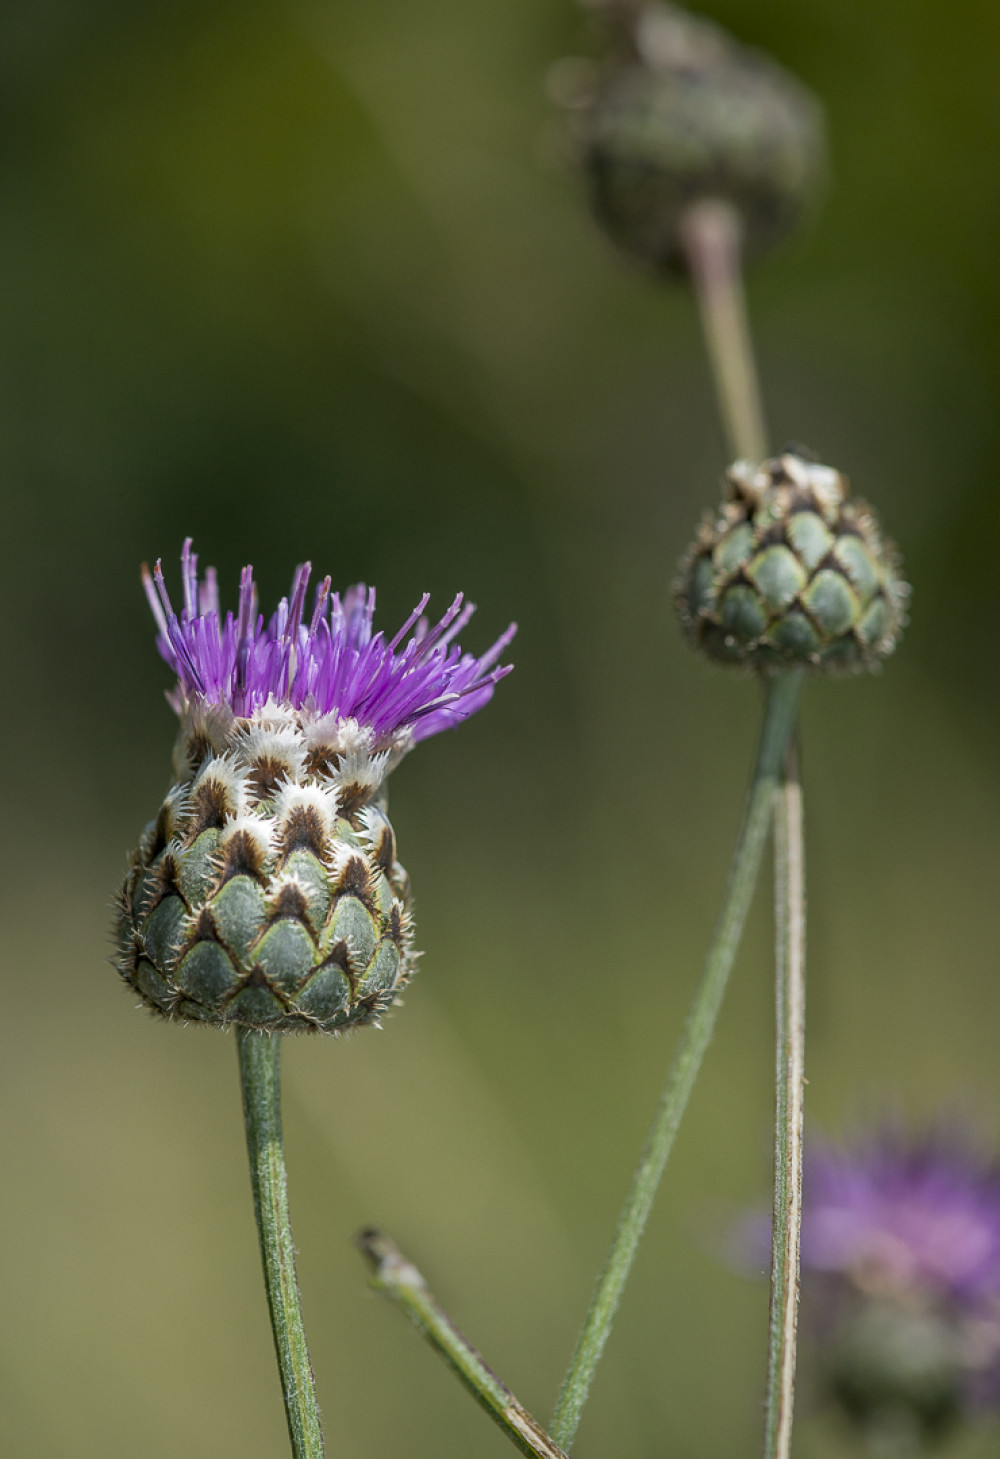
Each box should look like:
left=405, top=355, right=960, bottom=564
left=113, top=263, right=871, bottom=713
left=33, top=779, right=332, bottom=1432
left=117, top=542, right=515, bottom=1033
left=120, top=712, right=417, bottom=1033
left=675, top=449, right=906, bottom=672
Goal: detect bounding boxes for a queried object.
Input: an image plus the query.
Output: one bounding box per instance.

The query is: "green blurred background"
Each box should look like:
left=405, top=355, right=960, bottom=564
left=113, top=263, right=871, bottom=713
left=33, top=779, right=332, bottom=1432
left=1, top=0, right=999, bottom=1454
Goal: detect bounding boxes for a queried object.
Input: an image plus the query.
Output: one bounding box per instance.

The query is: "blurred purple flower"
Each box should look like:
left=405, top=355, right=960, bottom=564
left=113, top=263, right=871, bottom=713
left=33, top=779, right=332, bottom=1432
left=143, top=539, right=515, bottom=746
left=735, top=1122, right=1000, bottom=1440
left=802, top=1126, right=1000, bottom=1309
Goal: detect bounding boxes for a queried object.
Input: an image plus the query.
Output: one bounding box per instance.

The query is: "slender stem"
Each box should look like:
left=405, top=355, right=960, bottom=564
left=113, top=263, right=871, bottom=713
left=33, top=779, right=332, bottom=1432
left=357, top=1229, right=569, bottom=1459
left=550, top=669, right=805, bottom=1451
left=679, top=198, right=769, bottom=463
left=762, top=744, right=807, bottom=1459
left=237, top=1028, right=326, bottom=1459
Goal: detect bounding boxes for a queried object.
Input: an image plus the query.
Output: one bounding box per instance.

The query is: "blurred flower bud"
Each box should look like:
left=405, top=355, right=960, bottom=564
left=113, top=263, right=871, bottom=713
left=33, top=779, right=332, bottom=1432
left=117, top=541, right=515, bottom=1033
left=561, top=1, right=825, bottom=273
left=675, top=447, right=907, bottom=671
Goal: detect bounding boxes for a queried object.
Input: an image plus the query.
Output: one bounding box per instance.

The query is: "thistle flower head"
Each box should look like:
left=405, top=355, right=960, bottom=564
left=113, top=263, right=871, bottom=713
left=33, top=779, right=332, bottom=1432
left=143, top=538, right=516, bottom=759
left=118, top=543, right=514, bottom=1034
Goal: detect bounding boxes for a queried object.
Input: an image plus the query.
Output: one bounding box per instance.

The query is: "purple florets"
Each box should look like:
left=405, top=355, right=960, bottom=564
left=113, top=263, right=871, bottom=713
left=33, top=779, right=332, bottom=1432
left=803, top=1127, right=1000, bottom=1308
left=799, top=1126, right=1000, bottom=1433
left=143, top=539, right=515, bottom=743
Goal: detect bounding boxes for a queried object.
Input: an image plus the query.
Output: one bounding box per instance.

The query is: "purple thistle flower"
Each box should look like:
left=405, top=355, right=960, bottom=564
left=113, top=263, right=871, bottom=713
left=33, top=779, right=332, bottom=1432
left=735, top=1122, right=1000, bottom=1441
left=143, top=539, right=516, bottom=748
left=801, top=1126, right=1000, bottom=1438
left=117, top=540, right=515, bottom=1035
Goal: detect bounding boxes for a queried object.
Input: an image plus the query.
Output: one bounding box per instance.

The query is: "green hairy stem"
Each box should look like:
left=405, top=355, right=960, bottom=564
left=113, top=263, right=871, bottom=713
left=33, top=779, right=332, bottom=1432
left=682, top=191, right=810, bottom=1459
left=358, top=1230, right=569, bottom=1459
left=237, top=1029, right=326, bottom=1459
left=550, top=668, right=804, bottom=1451
left=680, top=198, right=768, bottom=463
left=763, top=747, right=807, bottom=1459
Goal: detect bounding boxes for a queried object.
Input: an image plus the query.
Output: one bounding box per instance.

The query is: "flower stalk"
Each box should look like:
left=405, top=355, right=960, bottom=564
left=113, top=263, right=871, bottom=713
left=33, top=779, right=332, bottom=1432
left=551, top=183, right=811, bottom=1450
left=679, top=198, right=768, bottom=463
left=550, top=667, right=803, bottom=1451
left=763, top=744, right=807, bottom=1459
left=357, top=1229, right=569, bottom=1459
left=681, top=190, right=812, bottom=1459
left=237, top=1029, right=326, bottom=1459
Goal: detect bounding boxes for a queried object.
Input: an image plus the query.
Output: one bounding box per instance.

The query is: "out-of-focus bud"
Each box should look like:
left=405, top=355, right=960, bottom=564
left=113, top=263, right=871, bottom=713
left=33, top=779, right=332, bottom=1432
left=675, top=447, right=907, bottom=672
left=559, top=1, right=825, bottom=273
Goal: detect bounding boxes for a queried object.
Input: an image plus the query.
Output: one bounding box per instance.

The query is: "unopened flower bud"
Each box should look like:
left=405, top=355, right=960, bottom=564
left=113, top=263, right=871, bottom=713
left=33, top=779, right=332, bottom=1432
left=675, top=448, right=907, bottom=672
left=564, top=1, right=824, bottom=273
